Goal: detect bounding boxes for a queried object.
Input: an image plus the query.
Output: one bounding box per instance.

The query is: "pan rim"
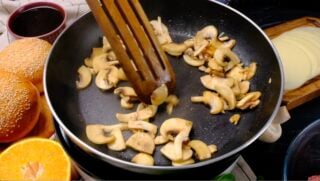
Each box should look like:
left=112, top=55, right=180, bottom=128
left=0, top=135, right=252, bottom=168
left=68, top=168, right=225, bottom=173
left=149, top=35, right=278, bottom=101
left=44, top=0, right=284, bottom=171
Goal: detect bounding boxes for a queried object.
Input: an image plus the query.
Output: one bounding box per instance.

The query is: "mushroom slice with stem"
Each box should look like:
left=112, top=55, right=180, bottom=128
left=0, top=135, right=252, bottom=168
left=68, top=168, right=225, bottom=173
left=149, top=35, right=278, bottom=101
left=150, top=17, right=172, bottom=45
left=76, top=65, right=92, bottom=89
left=236, top=91, right=261, bottom=110
left=165, top=95, right=179, bottom=115
left=172, top=159, right=195, bottom=166
left=191, top=91, right=224, bottom=114
left=128, top=120, right=158, bottom=137
left=151, top=84, right=168, bottom=106
left=126, top=132, right=155, bottom=154
left=215, top=84, right=236, bottom=110
left=188, top=140, right=212, bottom=161
left=86, top=123, right=128, bottom=144
left=154, top=135, right=169, bottom=145
left=85, top=47, right=105, bottom=68
left=114, top=87, right=138, bottom=109
left=160, top=142, right=193, bottom=162
left=162, top=43, right=188, bottom=56
left=200, top=75, right=234, bottom=91
left=194, top=25, right=218, bottom=54
left=131, top=153, right=154, bottom=166
left=95, top=66, right=119, bottom=90
left=160, top=118, right=193, bottom=140
left=107, top=128, right=126, bottom=151
left=214, top=47, right=240, bottom=71
left=183, top=49, right=205, bottom=67
left=116, top=105, right=158, bottom=123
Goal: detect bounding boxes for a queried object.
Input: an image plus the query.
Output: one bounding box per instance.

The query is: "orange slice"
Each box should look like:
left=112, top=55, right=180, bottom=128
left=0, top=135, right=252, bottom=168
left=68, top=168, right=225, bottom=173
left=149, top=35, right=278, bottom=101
left=0, top=138, right=71, bottom=181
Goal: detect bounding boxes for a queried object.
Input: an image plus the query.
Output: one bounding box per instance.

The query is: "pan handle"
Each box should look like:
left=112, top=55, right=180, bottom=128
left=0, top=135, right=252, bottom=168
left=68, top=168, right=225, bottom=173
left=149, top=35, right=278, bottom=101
left=259, top=106, right=291, bottom=143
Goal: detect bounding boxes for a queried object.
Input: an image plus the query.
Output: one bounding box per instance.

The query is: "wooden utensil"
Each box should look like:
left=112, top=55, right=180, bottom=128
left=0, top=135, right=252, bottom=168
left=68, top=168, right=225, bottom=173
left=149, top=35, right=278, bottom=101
left=86, top=0, right=176, bottom=103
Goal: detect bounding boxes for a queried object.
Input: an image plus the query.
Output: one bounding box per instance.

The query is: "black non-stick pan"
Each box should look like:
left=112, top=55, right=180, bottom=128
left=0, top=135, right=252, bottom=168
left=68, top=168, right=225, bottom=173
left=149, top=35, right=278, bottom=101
left=45, top=0, right=283, bottom=174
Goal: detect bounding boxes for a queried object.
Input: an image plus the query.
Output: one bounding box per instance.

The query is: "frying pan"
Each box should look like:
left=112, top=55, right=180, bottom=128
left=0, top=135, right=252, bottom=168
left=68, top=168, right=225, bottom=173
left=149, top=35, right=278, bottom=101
left=45, top=0, right=283, bottom=175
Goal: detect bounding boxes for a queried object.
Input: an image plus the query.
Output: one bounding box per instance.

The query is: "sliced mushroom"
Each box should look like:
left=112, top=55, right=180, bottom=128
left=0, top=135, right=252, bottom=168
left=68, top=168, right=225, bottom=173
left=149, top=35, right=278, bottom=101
left=208, top=58, right=223, bottom=72
left=229, top=114, right=241, bottom=125
left=85, top=47, right=105, bottom=68
left=154, top=135, right=169, bottom=145
left=92, top=53, right=108, bottom=73
left=107, top=51, right=117, bottom=61
left=215, top=84, right=236, bottom=110
left=150, top=17, right=172, bottom=45
left=131, top=153, right=154, bottom=166
left=191, top=91, right=224, bottom=114
left=116, top=105, right=158, bottom=122
left=86, top=124, right=128, bottom=144
left=128, top=120, right=158, bottom=136
left=227, top=65, right=245, bottom=82
left=194, top=25, right=218, bottom=54
left=214, top=47, right=240, bottom=71
left=218, top=33, right=230, bottom=41
left=208, top=144, right=218, bottom=154
left=160, top=142, right=193, bottom=161
left=107, top=128, right=126, bottom=151
left=243, top=62, right=257, bottom=80
left=126, top=132, right=155, bottom=154
left=160, top=118, right=193, bottom=140
left=76, top=65, right=92, bottom=89
left=200, top=75, right=234, bottom=90
left=236, top=91, right=261, bottom=110
left=183, top=54, right=205, bottom=67
left=198, top=65, right=211, bottom=73
left=95, top=66, right=119, bottom=90
left=239, top=81, right=250, bottom=95
left=120, top=97, right=134, bottom=109
left=165, top=95, right=179, bottom=115
left=84, top=58, right=93, bottom=68
left=114, top=87, right=137, bottom=98
left=172, top=159, right=195, bottom=166
left=151, top=84, right=168, bottom=106
left=188, top=140, right=211, bottom=161
left=222, top=39, right=236, bottom=49
left=183, top=38, right=194, bottom=48
left=162, top=43, right=188, bottom=56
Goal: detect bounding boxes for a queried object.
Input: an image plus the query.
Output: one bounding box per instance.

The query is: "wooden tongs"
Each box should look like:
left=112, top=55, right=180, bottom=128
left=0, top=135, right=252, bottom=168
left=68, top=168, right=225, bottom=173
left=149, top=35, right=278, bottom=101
left=86, top=0, right=176, bottom=103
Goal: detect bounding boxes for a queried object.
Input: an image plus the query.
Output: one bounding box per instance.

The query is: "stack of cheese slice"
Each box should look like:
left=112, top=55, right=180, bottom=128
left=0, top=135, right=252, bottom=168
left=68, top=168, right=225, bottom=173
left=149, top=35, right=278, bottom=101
left=272, top=26, right=320, bottom=91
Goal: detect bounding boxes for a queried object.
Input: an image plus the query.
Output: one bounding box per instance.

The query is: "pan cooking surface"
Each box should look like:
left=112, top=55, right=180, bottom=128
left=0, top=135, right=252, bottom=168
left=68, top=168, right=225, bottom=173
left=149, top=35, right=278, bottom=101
left=45, top=0, right=282, bottom=168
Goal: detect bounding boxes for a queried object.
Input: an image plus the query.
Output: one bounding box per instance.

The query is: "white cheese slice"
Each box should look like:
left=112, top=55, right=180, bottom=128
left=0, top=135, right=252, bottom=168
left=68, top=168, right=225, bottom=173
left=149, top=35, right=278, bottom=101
left=279, top=32, right=319, bottom=77
left=272, top=36, right=312, bottom=90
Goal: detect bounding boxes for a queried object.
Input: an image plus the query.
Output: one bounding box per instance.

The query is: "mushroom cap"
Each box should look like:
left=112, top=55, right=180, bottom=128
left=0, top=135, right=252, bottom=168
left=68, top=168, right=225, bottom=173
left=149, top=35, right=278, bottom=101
left=160, top=118, right=193, bottom=140
left=126, top=132, right=155, bottom=154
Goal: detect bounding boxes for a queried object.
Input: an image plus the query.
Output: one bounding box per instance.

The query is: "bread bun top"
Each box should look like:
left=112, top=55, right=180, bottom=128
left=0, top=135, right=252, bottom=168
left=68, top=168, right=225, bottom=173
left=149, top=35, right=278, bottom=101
left=0, top=38, right=51, bottom=92
left=0, top=70, right=41, bottom=142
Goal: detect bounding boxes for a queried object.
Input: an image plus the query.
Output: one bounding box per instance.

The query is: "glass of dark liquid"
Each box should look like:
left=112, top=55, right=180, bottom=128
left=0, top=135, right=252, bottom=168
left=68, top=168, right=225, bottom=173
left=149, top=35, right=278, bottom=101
left=7, top=2, right=67, bottom=44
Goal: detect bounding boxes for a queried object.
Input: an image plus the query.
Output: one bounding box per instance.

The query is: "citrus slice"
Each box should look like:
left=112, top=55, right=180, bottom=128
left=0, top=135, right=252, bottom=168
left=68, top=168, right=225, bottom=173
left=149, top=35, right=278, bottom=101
left=0, top=138, right=71, bottom=181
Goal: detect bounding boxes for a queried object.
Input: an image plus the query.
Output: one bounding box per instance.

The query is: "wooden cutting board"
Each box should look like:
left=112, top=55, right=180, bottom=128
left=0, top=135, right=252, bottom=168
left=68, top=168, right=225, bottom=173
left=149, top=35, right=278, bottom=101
left=264, top=16, right=320, bottom=110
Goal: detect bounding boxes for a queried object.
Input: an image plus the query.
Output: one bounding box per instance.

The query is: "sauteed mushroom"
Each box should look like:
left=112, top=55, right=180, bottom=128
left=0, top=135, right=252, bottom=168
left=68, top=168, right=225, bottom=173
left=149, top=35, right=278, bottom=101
left=126, top=132, right=155, bottom=154
left=191, top=91, right=224, bottom=114
left=76, top=65, right=92, bottom=89
left=131, top=153, right=154, bottom=166
left=188, top=140, right=212, bottom=161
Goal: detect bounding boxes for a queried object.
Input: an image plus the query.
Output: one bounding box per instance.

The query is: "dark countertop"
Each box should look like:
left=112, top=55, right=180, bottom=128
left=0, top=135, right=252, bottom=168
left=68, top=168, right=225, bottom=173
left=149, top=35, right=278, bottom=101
left=231, top=2, right=320, bottom=179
